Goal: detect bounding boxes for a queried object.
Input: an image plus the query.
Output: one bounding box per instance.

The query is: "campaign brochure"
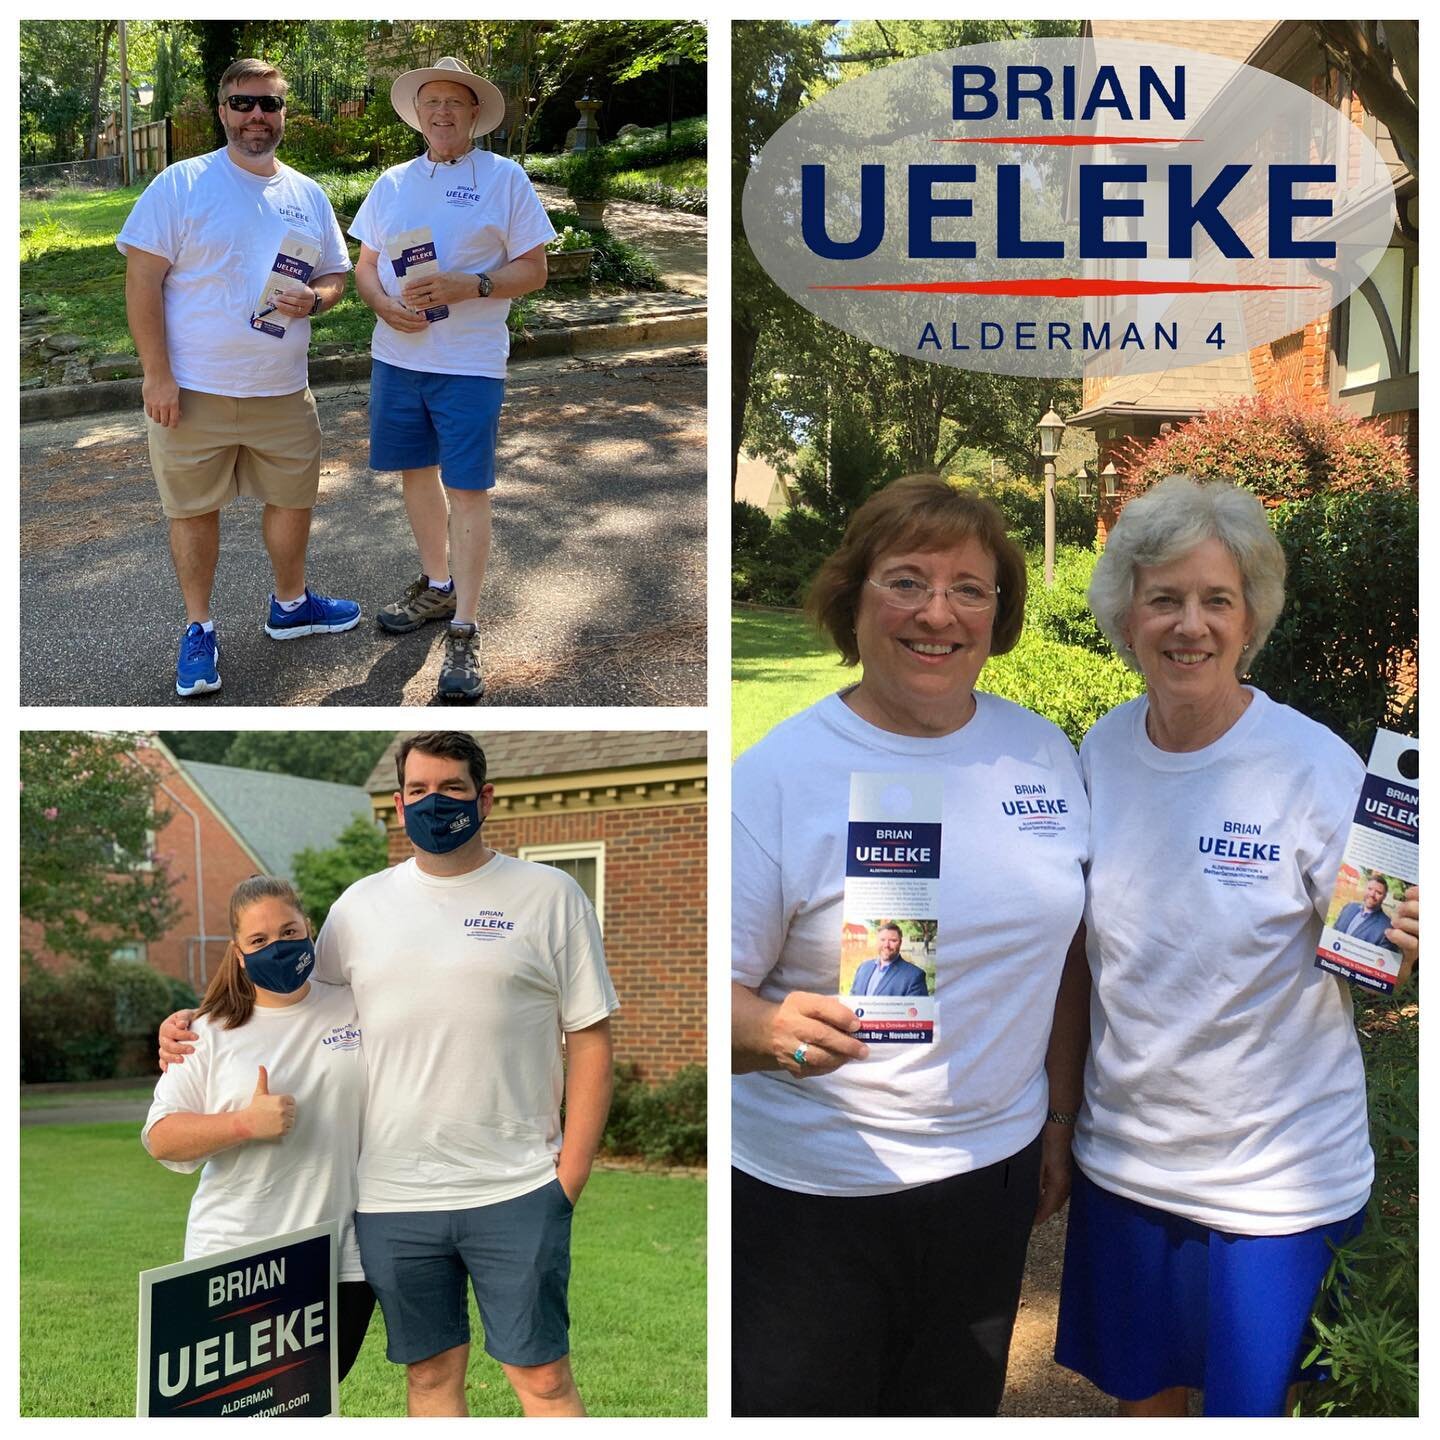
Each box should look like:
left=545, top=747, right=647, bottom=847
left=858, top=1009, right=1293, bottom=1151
left=387, top=227, right=450, bottom=323
left=250, top=228, right=321, bottom=338
left=136, top=1222, right=338, bottom=1417
left=840, top=772, right=938, bottom=1043
left=1316, top=728, right=1418, bottom=994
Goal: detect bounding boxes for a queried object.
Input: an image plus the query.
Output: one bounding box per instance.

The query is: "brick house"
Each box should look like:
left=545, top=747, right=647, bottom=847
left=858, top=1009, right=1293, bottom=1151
left=1071, top=21, right=1417, bottom=539
left=22, top=737, right=373, bottom=993
left=367, top=732, right=707, bottom=1082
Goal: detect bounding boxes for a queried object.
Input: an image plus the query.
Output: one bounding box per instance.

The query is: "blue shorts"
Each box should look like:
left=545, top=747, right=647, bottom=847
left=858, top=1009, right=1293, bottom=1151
left=369, top=358, right=504, bottom=490
left=354, top=1180, right=573, bottom=1368
left=1055, top=1166, right=1366, bottom=1416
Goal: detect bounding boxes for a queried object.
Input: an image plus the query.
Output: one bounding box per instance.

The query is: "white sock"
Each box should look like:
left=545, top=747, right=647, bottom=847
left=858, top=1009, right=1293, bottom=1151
left=274, top=592, right=307, bottom=612
left=428, top=577, right=454, bottom=593
left=198, top=619, right=215, bottom=634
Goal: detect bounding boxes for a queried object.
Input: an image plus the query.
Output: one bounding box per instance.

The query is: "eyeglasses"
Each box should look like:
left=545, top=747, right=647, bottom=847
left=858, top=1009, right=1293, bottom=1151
left=867, top=577, right=1000, bottom=612
left=419, top=98, right=477, bottom=112
left=224, top=94, right=285, bottom=113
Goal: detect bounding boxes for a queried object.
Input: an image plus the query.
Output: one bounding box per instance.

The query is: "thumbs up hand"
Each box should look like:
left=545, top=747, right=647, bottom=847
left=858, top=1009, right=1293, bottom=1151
left=242, top=1065, right=296, bottom=1141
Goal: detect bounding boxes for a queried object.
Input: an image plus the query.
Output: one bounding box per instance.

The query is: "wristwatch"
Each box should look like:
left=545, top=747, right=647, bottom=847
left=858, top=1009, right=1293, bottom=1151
left=474, top=271, right=494, bottom=298
left=308, top=292, right=323, bottom=317
left=1046, top=1109, right=1077, bottom=1126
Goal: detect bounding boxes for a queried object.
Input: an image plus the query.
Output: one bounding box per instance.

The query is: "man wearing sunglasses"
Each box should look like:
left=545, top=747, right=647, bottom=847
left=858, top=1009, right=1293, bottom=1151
left=349, top=56, right=555, bottom=703
left=118, top=58, right=359, bottom=698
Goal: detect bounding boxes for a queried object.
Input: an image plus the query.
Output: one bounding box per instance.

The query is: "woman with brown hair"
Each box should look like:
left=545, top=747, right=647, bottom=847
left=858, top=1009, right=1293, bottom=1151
left=143, top=875, right=374, bottom=1380
left=731, top=474, right=1091, bottom=1415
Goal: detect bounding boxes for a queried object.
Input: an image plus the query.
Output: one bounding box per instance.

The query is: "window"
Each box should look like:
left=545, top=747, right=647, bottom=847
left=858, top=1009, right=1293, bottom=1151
left=111, top=943, right=147, bottom=964
left=518, top=841, right=605, bottom=926
left=1334, top=241, right=1418, bottom=418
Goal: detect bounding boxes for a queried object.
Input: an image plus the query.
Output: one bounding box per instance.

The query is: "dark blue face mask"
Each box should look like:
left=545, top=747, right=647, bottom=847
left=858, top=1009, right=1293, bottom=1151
left=404, top=791, right=483, bottom=854
left=242, top=936, right=315, bottom=994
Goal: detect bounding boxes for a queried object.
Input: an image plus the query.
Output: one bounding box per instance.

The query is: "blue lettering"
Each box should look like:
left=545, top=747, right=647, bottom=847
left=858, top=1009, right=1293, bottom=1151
left=801, top=163, right=886, bottom=260
left=996, top=165, right=1063, bottom=258
left=1168, top=164, right=1251, bottom=258
left=1268, top=165, right=1336, bottom=258
left=1078, top=166, right=1146, bottom=258
left=908, top=164, right=976, bottom=259
left=952, top=65, right=997, bottom=120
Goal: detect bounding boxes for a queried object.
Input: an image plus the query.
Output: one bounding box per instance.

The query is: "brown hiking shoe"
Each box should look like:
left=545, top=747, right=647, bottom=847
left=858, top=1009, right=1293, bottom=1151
left=438, top=622, right=485, bottom=702
left=376, top=574, right=457, bottom=634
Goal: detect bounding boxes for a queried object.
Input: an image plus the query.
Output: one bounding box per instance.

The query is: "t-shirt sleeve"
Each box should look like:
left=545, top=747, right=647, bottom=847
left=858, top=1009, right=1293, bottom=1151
left=315, top=191, right=352, bottom=275
left=732, top=807, right=786, bottom=989
left=313, top=910, right=350, bottom=985
left=142, top=1027, right=211, bottom=1174
left=1300, top=752, right=1366, bottom=919
left=116, top=171, right=182, bottom=262
left=557, top=892, right=618, bottom=1032
left=505, top=167, right=558, bottom=257
left=348, top=180, right=384, bottom=252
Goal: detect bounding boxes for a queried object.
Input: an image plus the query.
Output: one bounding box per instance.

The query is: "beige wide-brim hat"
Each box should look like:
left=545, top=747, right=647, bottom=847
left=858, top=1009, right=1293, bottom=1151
left=391, top=56, right=506, bottom=139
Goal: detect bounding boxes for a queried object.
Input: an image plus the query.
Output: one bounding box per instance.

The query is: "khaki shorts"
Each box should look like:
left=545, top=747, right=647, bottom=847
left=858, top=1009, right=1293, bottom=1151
left=147, top=387, right=322, bottom=518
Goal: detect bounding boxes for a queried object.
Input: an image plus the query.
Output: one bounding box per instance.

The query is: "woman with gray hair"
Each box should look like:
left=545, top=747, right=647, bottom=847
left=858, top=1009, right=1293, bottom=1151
left=1053, top=476, right=1419, bottom=1416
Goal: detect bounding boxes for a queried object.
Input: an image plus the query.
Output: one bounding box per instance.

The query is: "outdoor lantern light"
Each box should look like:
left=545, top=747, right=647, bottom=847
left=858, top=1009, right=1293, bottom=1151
left=1076, top=464, right=1094, bottom=501
left=1101, top=462, right=1119, bottom=499
left=1037, top=407, right=1066, bottom=459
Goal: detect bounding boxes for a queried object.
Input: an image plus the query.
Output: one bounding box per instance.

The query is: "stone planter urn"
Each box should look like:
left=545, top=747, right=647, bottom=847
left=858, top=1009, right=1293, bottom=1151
left=545, top=248, right=597, bottom=283
left=571, top=199, right=607, bottom=230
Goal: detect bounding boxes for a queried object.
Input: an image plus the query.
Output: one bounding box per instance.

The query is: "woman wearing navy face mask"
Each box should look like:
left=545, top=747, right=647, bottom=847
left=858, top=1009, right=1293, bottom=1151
left=144, top=875, right=375, bottom=1381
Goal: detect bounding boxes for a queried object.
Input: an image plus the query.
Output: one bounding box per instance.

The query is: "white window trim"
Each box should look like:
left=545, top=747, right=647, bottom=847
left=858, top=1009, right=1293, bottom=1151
left=518, top=840, right=606, bottom=926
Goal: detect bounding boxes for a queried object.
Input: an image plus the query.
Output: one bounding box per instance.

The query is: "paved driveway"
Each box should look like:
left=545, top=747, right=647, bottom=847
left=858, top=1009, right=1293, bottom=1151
left=20, top=346, right=706, bottom=707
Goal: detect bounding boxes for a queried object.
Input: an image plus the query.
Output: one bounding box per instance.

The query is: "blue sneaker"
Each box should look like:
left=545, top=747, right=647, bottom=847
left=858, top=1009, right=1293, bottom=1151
left=176, top=623, right=221, bottom=697
left=264, top=587, right=362, bottom=641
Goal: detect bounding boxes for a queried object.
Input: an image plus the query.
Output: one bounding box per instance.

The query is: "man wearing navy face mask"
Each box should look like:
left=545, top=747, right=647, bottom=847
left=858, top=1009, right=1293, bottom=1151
left=160, top=730, right=616, bottom=1416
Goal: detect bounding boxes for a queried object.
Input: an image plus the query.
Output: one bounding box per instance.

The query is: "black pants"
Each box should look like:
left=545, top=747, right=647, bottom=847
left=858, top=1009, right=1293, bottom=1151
left=732, top=1133, right=1041, bottom=1417
left=338, top=1280, right=377, bottom=1382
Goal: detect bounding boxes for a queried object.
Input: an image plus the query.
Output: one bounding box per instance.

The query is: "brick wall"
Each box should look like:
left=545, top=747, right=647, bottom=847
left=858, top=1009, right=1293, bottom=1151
left=385, top=804, right=707, bottom=1081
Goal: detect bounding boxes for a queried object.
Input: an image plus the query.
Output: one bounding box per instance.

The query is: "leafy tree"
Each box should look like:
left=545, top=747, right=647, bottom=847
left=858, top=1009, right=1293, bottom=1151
left=221, top=732, right=392, bottom=788
left=157, top=732, right=237, bottom=765
left=292, top=815, right=389, bottom=929
left=20, top=734, right=179, bottom=972
left=1310, top=21, right=1417, bottom=178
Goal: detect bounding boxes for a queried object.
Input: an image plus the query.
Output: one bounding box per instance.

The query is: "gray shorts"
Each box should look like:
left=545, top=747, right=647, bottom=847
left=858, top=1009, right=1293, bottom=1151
left=355, top=1179, right=574, bottom=1367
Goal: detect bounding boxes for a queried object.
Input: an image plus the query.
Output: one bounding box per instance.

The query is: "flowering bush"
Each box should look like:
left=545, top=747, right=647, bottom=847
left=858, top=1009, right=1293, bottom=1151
left=1123, top=395, right=1412, bottom=502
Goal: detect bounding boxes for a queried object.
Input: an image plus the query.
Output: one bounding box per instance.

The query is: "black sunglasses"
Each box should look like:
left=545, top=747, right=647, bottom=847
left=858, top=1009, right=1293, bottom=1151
left=224, top=94, right=285, bottom=113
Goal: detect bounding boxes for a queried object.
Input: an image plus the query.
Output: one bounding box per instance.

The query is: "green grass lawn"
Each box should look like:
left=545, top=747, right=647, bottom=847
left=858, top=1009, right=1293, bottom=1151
left=732, top=604, right=1143, bottom=758
left=21, top=1123, right=705, bottom=1417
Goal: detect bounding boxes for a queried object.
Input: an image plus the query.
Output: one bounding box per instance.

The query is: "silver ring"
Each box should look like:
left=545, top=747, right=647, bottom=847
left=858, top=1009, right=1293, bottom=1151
left=792, top=1044, right=809, bottom=1066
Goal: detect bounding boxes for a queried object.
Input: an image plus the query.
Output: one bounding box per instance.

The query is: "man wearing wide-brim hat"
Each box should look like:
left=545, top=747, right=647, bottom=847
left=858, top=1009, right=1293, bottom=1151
left=351, top=56, right=555, bottom=704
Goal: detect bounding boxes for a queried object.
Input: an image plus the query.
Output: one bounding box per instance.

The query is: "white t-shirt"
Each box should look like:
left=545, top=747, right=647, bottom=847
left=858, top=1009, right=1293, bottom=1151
left=732, top=690, right=1090, bottom=1195
left=142, top=982, right=366, bottom=1279
left=116, top=149, right=350, bottom=398
left=349, top=152, right=557, bottom=379
left=1076, top=689, right=1374, bottom=1234
left=315, top=852, right=618, bottom=1212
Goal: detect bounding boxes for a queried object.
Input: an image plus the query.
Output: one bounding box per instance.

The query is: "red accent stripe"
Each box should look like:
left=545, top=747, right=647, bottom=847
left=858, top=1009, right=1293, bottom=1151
left=174, top=1358, right=311, bottom=1409
left=931, top=135, right=1201, bottom=146
left=216, top=1300, right=277, bottom=1320
left=808, top=279, right=1319, bottom=297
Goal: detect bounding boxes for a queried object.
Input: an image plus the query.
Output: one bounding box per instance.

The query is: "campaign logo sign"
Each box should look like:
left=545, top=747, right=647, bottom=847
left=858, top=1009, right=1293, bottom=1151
left=137, top=1223, right=337, bottom=1417
left=321, top=1024, right=361, bottom=1052
left=744, top=36, right=1395, bottom=378
left=845, top=821, right=942, bottom=879
left=464, top=910, right=515, bottom=943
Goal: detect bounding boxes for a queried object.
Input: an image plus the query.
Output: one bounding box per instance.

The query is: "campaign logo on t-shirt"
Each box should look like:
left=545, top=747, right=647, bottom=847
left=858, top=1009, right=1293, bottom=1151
left=1196, top=819, right=1281, bottom=889
left=464, top=910, right=515, bottom=942
left=1000, top=781, right=1071, bottom=835
left=444, top=185, right=480, bottom=208
left=274, top=202, right=315, bottom=229
left=322, top=1024, right=361, bottom=1051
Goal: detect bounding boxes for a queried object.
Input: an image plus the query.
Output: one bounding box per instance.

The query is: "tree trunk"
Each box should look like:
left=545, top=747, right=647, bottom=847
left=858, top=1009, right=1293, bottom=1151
left=732, top=314, right=760, bottom=497
left=85, top=20, right=117, bottom=162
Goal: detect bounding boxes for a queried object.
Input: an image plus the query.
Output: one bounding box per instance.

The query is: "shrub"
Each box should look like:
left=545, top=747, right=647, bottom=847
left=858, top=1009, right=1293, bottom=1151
left=1024, top=545, right=1108, bottom=655
left=602, top=1063, right=707, bottom=1165
left=1250, top=491, right=1419, bottom=755
left=20, top=961, right=184, bottom=1082
left=544, top=211, right=660, bottom=288
left=731, top=504, right=843, bottom=608
left=1124, top=395, right=1412, bottom=503
left=562, top=146, right=612, bottom=202
left=1298, top=991, right=1418, bottom=1416
left=606, top=175, right=706, bottom=213
left=275, top=114, right=353, bottom=173
left=983, top=630, right=1143, bottom=746
left=966, top=474, right=1097, bottom=549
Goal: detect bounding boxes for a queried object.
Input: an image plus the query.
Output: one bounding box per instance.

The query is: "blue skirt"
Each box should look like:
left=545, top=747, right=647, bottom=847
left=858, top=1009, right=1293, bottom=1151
left=1055, top=1166, right=1365, bottom=1416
